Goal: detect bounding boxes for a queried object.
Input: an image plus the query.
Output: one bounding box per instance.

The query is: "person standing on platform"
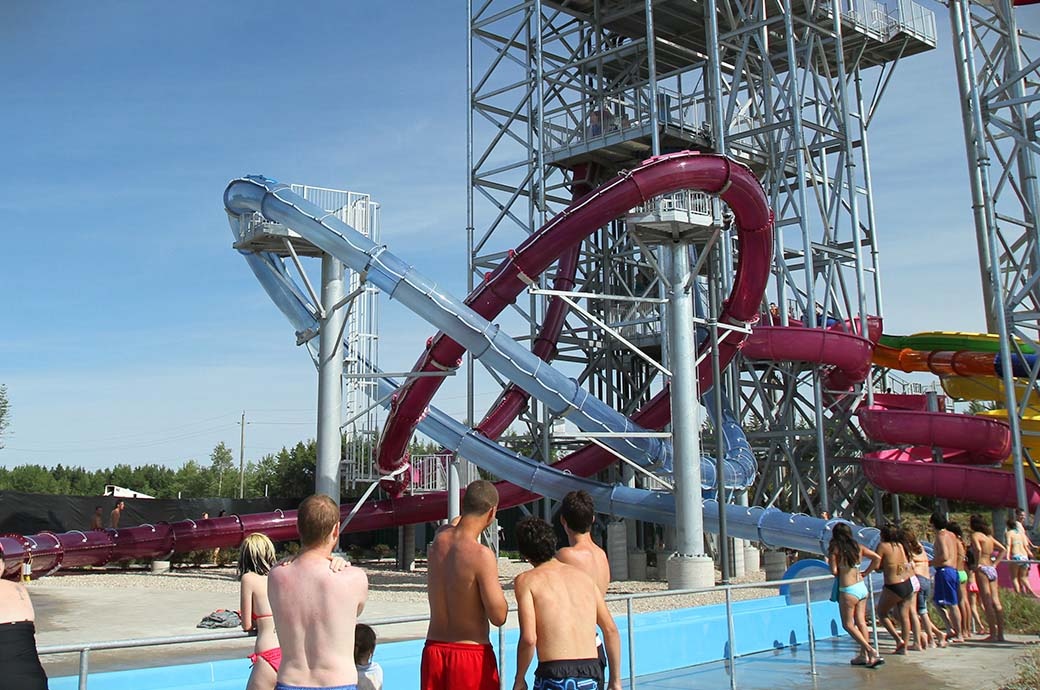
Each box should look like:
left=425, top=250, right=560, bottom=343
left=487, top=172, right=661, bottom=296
left=109, top=500, right=125, bottom=528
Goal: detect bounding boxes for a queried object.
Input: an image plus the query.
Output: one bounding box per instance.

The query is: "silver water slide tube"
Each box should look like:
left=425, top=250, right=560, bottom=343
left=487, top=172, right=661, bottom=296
left=227, top=180, right=880, bottom=555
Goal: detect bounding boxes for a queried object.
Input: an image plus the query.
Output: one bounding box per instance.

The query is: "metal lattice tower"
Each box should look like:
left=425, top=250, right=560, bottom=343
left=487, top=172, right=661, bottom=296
left=951, top=0, right=1040, bottom=511
left=467, top=0, right=937, bottom=549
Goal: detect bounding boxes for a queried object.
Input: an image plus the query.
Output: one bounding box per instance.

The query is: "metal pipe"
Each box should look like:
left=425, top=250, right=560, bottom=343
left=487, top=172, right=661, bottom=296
left=804, top=579, right=817, bottom=675
left=666, top=240, right=707, bottom=581
left=462, top=0, right=476, bottom=523
left=498, top=621, right=506, bottom=689
left=317, top=254, right=345, bottom=503
left=78, top=648, right=89, bottom=690
left=725, top=586, right=737, bottom=690
left=627, top=596, right=636, bottom=690
left=712, top=316, right=730, bottom=583
left=644, top=0, right=660, bottom=156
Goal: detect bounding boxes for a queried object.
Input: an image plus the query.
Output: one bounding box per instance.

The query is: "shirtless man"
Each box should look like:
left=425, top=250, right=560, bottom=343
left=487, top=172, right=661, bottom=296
left=0, top=578, right=49, bottom=690
left=513, top=516, right=621, bottom=690
left=929, top=512, right=963, bottom=642
left=556, top=491, right=609, bottom=596
left=90, top=506, right=103, bottom=530
left=110, top=500, right=125, bottom=528
left=423, top=480, right=508, bottom=690
left=269, top=494, right=368, bottom=690
left=555, top=491, right=610, bottom=669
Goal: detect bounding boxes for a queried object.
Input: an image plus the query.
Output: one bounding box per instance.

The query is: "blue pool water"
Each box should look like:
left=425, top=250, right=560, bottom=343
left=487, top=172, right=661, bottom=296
left=51, top=594, right=842, bottom=690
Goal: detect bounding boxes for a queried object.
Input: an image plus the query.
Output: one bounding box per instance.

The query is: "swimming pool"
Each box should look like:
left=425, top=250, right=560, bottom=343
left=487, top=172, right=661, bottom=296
left=49, top=592, right=842, bottom=689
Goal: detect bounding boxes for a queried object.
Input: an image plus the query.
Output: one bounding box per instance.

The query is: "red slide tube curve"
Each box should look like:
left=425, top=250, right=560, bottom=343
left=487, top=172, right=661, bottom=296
left=377, top=152, right=774, bottom=495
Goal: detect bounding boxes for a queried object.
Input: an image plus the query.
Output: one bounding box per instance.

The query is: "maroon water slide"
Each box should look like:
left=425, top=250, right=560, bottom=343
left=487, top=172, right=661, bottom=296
left=1, top=152, right=774, bottom=579
left=377, top=151, right=773, bottom=495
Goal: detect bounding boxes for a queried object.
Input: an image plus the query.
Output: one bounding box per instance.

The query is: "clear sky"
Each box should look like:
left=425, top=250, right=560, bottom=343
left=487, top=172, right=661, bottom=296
left=0, top=2, right=1024, bottom=473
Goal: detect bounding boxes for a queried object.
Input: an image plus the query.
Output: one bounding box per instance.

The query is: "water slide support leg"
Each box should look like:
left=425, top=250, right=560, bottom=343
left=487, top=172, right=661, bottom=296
left=664, top=241, right=714, bottom=589
left=317, top=254, right=345, bottom=504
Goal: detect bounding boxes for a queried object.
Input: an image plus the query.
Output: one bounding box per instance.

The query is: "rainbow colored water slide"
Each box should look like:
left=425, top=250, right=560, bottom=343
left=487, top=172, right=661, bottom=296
left=859, top=332, right=1040, bottom=509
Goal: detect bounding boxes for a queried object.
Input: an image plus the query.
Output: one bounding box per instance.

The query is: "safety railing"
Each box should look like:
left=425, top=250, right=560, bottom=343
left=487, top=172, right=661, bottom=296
left=38, top=572, right=835, bottom=690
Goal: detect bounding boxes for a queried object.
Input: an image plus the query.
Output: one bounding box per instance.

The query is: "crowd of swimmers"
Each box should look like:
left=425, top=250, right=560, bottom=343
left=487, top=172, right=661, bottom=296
left=235, top=481, right=620, bottom=690
left=828, top=510, right=1036, bottom=670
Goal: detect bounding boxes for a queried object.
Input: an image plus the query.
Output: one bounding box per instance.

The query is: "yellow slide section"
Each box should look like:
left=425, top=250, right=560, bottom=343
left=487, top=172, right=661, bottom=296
left=942, top=376, right=1040, bottom=411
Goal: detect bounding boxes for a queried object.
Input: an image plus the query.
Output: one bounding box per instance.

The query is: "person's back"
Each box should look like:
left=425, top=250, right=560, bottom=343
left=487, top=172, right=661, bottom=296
left=0, top=579, right=49, bottom=690
left=513, top=516, right=621, bottom=690
left=426, top=526, right=500, bottom=644
left=555, top=490, right=610, bottom=596
left=423, top=480, right=507, bottom=690
left=269, top=494, right=368, bottom=689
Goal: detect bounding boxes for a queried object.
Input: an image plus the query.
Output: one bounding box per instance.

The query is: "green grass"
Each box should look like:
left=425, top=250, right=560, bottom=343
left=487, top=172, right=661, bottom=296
left=1001, top=590, right=1040, bottom=635
left=1001, top=646, right=1040, bottom=690
left=926, top=588, right=1040, bottom=636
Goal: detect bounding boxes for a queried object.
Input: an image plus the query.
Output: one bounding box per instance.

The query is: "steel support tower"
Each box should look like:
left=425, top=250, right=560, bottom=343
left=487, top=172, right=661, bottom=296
left=232, top=185, right=382, bottom=501
left=951, top=0, right=1040, bottom=512
left=467, top=0, right=937, bottom=566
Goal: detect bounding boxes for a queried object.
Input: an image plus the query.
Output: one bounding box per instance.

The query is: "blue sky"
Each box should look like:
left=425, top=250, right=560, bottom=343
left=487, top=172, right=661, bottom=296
left=0, top=2, right=1019, bottom=473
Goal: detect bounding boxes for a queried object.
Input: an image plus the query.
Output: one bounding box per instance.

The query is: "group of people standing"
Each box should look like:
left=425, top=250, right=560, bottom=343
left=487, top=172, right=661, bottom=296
left=829, top=510, right=1035, bottom=669
left=238, top=482, right=621, bottom=690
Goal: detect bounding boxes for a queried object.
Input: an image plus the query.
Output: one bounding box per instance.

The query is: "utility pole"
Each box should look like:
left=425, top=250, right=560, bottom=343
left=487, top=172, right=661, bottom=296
left=239, top=410, right=246, bottom=499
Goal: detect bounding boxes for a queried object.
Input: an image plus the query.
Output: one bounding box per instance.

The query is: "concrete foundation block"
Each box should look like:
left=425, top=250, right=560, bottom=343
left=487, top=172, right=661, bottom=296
left=666, top=553, right=715, bottom=590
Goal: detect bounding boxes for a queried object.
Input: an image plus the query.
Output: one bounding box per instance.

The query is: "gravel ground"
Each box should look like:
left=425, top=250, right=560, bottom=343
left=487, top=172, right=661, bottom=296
left=37, top=558, right=772, bottom=616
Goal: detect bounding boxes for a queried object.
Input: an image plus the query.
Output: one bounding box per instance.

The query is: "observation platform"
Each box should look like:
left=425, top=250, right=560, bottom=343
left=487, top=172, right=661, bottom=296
left=548, top=0, right=936, bottom=77
left=232, top=217, right=324, bottom=258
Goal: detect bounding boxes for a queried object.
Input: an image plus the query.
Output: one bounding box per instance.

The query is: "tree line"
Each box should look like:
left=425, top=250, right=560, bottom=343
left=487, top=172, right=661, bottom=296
left=0, top=437, right=450, bottom=499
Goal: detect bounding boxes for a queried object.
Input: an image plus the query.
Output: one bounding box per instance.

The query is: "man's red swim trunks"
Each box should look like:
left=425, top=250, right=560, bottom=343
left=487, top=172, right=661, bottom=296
left=420, top=640, right=499, bottom=690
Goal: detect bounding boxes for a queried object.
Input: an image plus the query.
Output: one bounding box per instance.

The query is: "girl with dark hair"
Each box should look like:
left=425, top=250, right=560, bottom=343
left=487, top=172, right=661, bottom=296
left=827, top=522, right=883, bottom=667
left=969, top=514, right=1007, bottom=642
left=902, top=528, right=934, bottom=650
left=240, top=533, right=280, bottom=690
left=875, top=524, right=915, bottom=654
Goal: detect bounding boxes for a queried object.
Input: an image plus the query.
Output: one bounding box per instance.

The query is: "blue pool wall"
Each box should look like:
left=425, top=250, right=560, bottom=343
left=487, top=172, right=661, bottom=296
left=51, top=594, right=843, bottom=690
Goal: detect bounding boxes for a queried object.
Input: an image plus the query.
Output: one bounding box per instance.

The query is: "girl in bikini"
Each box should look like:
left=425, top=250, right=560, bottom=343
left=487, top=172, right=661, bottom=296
left=969, top=514, right=1007, bottom=642
left=875, top=524, right=916, bottom=654
left=905, top=528, right=943, bottom=649
left=827, top=522, right=883, bottom=668
left=1005, top=517, right=1037, bottom=598
left=240, top=533, right=280, bottom=690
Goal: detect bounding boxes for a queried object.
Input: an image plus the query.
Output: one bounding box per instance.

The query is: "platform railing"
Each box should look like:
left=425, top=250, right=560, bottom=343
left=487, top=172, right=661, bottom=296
left=37, top=573, right=834, bottom=690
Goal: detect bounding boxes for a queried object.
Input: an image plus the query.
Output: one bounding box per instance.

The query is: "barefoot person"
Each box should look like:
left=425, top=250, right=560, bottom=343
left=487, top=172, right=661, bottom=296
left=929, top=513, right=963, bottom=643
left=513, top=516, right=621, bottom=690
left=874, top=524, right=915, bottom=654
left=423, top=480, right=508, bottom=690
left=969, top=514, right=1007, bottom=642
left=0, top=578, right=49, bottom=690
left=269, top=494, right=368, bottom=690
left=1006, top=517, right=1037, bottom=597
left=239, top=533, right=280, bottom=690
left=826, top=522, right=883, bottom=667
left=555, top=490, right=611, bottom=671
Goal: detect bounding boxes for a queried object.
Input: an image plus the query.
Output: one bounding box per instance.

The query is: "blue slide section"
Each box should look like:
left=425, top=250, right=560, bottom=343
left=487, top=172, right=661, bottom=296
left=226, top=177, right=880, bottom=555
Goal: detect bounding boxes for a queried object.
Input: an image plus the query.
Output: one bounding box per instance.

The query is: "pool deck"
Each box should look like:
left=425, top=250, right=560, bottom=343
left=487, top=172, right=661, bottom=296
left=648, top=635, right=1038, bottom=690
left=31, top=571, right=432, bottom=677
